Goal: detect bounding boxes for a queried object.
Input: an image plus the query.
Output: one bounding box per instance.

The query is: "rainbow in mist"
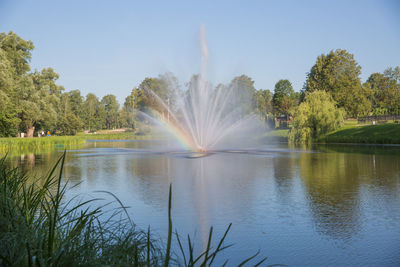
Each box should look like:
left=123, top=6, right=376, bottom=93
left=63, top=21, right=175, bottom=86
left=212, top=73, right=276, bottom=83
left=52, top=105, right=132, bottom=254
left=136, top=26, right=261, bottom=152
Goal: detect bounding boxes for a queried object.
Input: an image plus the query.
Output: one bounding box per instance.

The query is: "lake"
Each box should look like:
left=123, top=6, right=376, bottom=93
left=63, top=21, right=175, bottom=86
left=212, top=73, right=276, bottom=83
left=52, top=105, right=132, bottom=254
left=6, top=140, right=400, bottom=266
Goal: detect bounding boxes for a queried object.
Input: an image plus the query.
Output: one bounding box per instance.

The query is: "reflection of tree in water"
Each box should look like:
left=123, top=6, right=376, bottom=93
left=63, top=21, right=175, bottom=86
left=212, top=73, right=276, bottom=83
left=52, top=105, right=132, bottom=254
left=126, top=155, right=172, bottom=211
left=298, top=149, right=400, bottom=242
left=273, top=154, right=296, bottom=199
left=298, top=152, right=362, bottom=242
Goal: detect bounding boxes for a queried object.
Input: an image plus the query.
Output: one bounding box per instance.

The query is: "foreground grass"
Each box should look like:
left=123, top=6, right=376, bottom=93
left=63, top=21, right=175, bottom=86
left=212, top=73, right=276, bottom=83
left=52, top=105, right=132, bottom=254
left=321, top=123, right=400, bottom=144
left=0, top=153, right=271, bottom=266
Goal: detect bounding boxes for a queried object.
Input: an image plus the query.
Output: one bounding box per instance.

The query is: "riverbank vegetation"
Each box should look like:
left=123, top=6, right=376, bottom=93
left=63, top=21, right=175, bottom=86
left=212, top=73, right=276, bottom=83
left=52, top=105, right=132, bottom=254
left=0, top=132, right=158, bottom=156
left=0, top=153, right=268, bottom=266
left=263, top=123, right=400, bottom=145
left=0, top=31, right=399, bottom=143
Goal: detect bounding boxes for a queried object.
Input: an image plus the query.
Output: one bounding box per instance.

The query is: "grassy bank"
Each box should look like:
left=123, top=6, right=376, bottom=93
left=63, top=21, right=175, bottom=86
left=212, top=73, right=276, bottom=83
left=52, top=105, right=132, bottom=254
left=0, top=153, right=269, bottom=266
left=321, top=123, right=400, bottom=144
left=0, top=132, right=157, bottom=154
left=261, top=123, right=400, bottom=145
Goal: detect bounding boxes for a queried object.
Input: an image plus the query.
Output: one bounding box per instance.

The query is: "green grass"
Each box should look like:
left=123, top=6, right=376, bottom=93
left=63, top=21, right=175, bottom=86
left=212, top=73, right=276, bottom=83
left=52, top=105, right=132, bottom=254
left=260, top=129, right=289, bottom=142
left=0, top=132, right=158, bottom=155
left=343, top=119, right=358, bottom=126
left=321, top=123, right=400, bottom=144
left=0, top=136, right=86, bottom=153
left=0, top=152, right=271, bottom=266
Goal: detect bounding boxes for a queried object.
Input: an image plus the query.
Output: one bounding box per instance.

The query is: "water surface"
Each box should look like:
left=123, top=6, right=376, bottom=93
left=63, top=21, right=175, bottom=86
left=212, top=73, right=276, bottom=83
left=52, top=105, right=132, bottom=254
left=8, top=141, right=400, bottom=266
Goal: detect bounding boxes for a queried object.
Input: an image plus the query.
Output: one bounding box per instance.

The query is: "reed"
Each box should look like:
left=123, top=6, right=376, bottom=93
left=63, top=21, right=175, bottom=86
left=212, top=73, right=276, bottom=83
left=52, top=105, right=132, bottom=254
left=0, top=133, right=158, bottom=156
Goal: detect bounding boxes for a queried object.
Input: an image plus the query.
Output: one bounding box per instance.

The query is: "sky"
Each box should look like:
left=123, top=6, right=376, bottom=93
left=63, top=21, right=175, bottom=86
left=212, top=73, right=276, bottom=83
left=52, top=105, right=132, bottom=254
left=0, top=0, right=399, bottom=104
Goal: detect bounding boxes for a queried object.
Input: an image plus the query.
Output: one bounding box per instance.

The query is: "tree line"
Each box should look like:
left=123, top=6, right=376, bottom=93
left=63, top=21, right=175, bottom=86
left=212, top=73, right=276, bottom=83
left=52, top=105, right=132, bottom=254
left=0, top=31, right=399, bottom=137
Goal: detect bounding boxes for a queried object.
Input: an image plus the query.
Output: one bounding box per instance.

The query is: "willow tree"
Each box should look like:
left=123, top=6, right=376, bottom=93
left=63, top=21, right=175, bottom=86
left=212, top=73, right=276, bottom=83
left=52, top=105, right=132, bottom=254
left=289, top=90, right=344, bottom=143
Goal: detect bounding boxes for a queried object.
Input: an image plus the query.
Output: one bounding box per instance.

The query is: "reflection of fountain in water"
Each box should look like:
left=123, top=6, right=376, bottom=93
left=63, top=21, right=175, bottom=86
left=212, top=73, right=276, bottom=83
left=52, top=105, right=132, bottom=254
left=137, top=25, right=263, bottom=152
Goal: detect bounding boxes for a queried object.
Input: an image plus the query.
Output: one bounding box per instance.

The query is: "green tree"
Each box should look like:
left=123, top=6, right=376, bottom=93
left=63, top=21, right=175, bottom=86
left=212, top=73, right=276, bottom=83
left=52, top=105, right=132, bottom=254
left=384, top=66, right=400, bottom=83
left=120, top=87, right=143, bottom=129
left=101, top=94, right=120, bottom=129
left=304, top=49, right=370, bottom=117
left=0, top=91, right=20, bottom=137
left=58, top=91, right=84, bottom=135
left=256, top=89, right=273, bottom=116
left=0, top=31, right=34, bottom=75
left=272, top=79, right=296, bottom=116
left=0, top=32, right=66, bottom=136
left=64, top=89, right=84, bottom=119
left=256, top=89, right=274, bottom=127
left=57, top=112, right=83, bottom=135
left=0, top=47, right=20, bottom=136
left=31, top=68, right=64, bottom=133
left=365, top=72, right=399, bottom=114
left=136, top=74, right=176, bottom=115
left=0, top=48, right=14, bottom=93
left=228, top=74, right=257, bottom=115
left=289, top=90, right=344, bottom=143
left=383, top=66, right=400, bottom=114
left=83, top=93, right=105, bottom=131
left=0, top=32, right=37, bottom=135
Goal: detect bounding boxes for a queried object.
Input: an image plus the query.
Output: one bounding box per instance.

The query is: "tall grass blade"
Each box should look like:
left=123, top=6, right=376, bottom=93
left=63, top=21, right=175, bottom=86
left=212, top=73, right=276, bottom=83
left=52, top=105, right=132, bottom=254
left=209, top=223, right=232, bottom=265
left=175, top=231, right=187, bottom=266
left=237, top=250, right=261, bottom=266
left=47, top=150, right=66, bottom=257
left=201, top=226, right=213, bottom=266
left=188, top=234, right=194, bottom=265
left=164, top=184, right=172, bottom=267
left=147, top=226, right=151, bottom=267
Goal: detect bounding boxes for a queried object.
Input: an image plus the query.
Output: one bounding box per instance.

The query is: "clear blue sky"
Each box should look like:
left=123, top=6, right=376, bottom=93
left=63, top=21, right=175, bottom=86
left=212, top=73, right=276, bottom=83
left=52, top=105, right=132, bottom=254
left=1, top=0, right=399, bottom=104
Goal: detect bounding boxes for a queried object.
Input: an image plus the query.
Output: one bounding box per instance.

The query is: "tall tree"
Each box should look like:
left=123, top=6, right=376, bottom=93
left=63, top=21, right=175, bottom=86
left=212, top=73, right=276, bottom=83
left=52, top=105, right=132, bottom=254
left=366, top=67, right=400, bottom=114
left=0, top=47, right=20, bottom=136
left=0, top=90, right=20, bottom=137
left=0, top=31, right=34, bottom=76
left=304, top=49, right=371, bottom=117
left=272, top=79, right=296, bottom=116
left=0, top=48, right=14, bottom=93
left=0, top=32, right=36, bottom=135
left=384, top=66, right=400, bottom=83
left=58, top=90, right=84, bottom=135
left=228, top=74, right=257, bottom=115
left=83, top=93, right=105, bottom=131
left=256, top=89, right=273, bottom=117
left=120, top=90, right=139, bottom=129
left=68, top=89, right=84, bottom=118
left=31, top=68, right=64, bottom=133
left=101, top=94, right=120, bottom=129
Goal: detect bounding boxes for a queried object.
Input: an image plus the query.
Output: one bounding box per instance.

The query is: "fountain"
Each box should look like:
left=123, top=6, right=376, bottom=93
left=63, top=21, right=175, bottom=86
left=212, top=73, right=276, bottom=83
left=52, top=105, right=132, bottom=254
left=136, top=26, right=263, bottom=153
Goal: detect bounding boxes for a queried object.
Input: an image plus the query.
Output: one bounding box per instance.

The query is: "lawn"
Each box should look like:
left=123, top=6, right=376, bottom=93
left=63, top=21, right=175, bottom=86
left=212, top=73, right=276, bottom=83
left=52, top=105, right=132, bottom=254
left=321, top=123, right=400, bottom=144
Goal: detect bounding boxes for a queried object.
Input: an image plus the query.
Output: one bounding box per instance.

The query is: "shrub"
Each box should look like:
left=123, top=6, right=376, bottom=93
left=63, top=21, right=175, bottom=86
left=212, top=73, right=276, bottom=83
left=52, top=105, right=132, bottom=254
left=289, top=90, right=344, bottom=143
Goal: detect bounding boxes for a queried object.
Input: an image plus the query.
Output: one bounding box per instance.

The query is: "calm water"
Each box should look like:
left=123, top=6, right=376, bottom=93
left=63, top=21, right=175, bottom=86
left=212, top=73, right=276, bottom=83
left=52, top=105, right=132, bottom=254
left=7, top=141, right=400, bottom=266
